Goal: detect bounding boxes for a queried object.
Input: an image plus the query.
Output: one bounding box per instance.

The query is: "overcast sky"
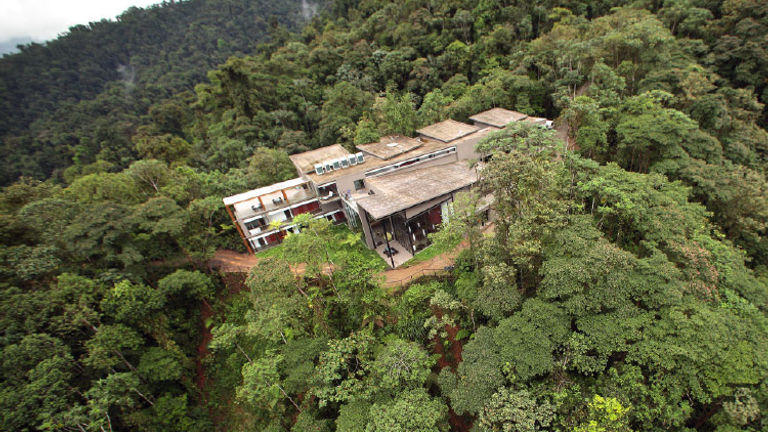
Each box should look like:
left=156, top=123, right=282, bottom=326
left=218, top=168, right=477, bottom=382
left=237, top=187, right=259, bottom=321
left=0, top=0, right=161, bottom=42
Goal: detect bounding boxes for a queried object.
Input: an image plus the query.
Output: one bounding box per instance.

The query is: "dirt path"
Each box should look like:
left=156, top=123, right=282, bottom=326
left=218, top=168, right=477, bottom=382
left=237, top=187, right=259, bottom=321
left=209, top=250, right=331, bottom=276
left=211, top=246, right=459, bottom=289
left=211, top=224, right=493, bottom=289
left=209, top=250, right=259, bottom=272
left=381, top=245, right=462, bottom=289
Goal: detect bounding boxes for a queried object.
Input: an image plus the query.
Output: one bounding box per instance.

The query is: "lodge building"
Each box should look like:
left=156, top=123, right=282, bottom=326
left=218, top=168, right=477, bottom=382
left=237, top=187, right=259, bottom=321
left=223, top=107, right=553, bottom=267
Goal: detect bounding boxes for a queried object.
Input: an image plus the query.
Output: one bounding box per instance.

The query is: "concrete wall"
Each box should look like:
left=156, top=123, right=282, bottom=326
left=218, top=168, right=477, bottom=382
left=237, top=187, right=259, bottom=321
left=319, top=198, right=342, bottom=213
left=381, top=152, right=459, bottom=178
left=335, top=171, right=367, bottom=198
left=455, top=133, right=486, bottom=161
left=358, top=207, right=375, bottom=249
left=472, top=120, right=496, bottom=129
left=405, top=195, right=448, bottom=219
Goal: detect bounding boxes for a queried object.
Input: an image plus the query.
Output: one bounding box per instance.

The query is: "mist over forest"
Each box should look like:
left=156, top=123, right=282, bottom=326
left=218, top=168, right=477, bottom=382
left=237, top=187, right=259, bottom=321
left=1, top=0, right=768, bottom=431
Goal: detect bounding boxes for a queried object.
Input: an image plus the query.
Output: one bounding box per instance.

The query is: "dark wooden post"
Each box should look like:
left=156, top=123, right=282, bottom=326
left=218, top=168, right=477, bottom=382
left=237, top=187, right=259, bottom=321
left=384, top=217, right=395, bottom=268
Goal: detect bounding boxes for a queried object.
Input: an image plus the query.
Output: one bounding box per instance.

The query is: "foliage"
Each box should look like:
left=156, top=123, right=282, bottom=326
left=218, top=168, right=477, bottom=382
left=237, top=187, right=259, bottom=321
left=0, top=0, right=313, bottom=185
left=314, top=332, right=377, bottom=406
left=257, top=225, right=386, bottom=270
left=441, top=326, right=504, bottom=415
left=494, top=299, right=570, bottom=381
left=336, top=400, right=373, bottom=432
left=365, top=389, right=449, bottom=432
left=3, top=0, right=768, bottom=430
left=477, top=388, right=554, bottom=432
left=370, top=337, right=433, bottom=393
left=572, top=395, right=632, bottom=432
left=237, top=351, right=287, bottom=410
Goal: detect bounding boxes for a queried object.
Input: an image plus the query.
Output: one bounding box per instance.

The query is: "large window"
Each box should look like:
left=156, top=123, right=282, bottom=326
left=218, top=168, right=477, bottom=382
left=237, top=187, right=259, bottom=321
left=245, top=217, right=266, bottom=231
left=319, top=183, right=338, bottom=199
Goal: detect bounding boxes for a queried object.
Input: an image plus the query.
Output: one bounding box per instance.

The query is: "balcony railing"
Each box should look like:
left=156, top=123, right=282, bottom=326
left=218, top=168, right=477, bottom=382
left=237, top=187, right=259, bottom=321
left=245, top=205, right=325, bottom=238
left=235, top=188, right=316, bottom=220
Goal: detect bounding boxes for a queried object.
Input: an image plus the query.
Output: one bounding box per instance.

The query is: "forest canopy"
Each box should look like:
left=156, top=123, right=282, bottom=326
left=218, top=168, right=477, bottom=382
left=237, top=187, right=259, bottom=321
left=1, top=0, right=768, bottom=431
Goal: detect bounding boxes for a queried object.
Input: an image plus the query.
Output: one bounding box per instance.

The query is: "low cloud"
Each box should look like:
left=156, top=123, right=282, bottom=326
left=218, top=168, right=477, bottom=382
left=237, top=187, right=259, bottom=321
left=0, top=0, right=161, bottom=42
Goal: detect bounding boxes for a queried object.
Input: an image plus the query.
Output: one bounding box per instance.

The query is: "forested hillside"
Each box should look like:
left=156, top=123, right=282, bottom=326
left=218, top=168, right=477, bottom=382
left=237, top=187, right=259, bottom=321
left=0, top=0, right=320, bottom=185
left=1, top=0, right=768, bottom=431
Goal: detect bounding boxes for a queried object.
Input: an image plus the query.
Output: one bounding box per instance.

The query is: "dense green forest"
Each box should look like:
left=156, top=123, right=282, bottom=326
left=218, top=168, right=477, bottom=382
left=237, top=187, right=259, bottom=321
left=2, top=0, right=768, bottom=430
left=0, top=0, right=318, bottom=185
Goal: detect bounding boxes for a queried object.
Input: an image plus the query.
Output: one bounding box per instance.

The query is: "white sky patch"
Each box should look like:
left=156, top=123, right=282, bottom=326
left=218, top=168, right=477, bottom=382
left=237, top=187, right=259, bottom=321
left=0, top=0, right=162, bottom=42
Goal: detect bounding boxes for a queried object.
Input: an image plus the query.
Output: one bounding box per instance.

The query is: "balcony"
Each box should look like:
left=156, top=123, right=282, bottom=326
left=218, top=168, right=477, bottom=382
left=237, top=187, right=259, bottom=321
left=318, top=182, right=340, bottom=202
left=244, top=200, right=324, bottom=238
left=233, top=184, right=316, bottom=221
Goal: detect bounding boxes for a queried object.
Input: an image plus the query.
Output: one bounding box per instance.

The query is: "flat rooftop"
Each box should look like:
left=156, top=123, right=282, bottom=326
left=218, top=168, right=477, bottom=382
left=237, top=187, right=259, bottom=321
left=223, top=177, right=307, bottom=205
left=356, top=162, right=478, bottom=220
left=416, top=119, right=479, bottom=142
left=289, top=144, right=351, bottom=173
left=450, top=126, right=498, bottom=147
left=357, top=135, right=423, bottom=160
left=469, top=107, right=529, bottom=127
left=306, top=137, right=456, bottom=185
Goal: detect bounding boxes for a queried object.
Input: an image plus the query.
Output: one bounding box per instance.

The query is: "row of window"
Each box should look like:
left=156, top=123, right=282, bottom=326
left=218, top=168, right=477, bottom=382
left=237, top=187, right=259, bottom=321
left=249, top=210, right=347, bottom=250
left=364, top=146, right=456, bottom=177
left=243, top=201, right=321, bottom=232
left=314, top=152, right=366, bottom=175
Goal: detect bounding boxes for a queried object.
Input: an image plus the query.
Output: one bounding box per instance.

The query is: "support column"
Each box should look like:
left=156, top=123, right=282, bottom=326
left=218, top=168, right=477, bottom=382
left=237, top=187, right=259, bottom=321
left=225, top=205, right=254, bottom=254
left=404, top=213, right=415, bottom=254
left=359, top=208, right=376, bottom=249
left=384, top=217, right=395, bottom=269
